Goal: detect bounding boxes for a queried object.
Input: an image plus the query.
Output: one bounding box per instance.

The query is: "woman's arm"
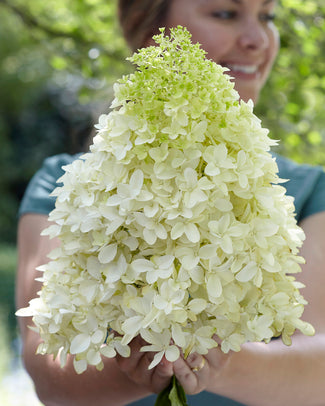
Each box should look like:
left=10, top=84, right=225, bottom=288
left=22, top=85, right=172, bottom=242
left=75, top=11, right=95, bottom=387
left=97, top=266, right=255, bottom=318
left=172, top=211, right=325, bottom=406
left=16, top=214, right=173, bottom=406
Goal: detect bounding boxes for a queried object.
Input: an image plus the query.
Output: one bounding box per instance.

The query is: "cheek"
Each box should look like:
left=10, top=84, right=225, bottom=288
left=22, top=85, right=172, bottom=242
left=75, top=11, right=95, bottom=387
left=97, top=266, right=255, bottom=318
left=268, top=26, right=280, bottom=65
left=166, top=9, right=232, bottom=63
left=186, top=24, right=233, bottom=63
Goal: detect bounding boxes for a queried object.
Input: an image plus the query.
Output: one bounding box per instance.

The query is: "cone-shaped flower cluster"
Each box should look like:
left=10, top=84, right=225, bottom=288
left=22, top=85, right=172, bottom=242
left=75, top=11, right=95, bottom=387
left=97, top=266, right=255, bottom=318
left=17, top=27, right=314, bottom=374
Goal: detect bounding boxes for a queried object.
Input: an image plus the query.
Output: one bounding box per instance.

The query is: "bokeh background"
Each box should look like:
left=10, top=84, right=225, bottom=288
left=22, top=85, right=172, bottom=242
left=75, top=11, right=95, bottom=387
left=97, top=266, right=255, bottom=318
left=0, top=0, right=324, bottom=403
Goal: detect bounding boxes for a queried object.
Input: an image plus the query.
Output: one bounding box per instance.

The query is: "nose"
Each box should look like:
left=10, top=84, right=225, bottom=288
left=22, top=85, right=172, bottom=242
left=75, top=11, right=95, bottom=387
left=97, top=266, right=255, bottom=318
left=238, top=18, right=269, bottom=51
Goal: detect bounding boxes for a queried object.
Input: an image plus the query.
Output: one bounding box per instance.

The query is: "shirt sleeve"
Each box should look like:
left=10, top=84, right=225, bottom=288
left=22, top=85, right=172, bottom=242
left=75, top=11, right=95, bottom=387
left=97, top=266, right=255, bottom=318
left=299, top=169, right=325, bottom=221
left=275, top=153, right=325, bottom=222
left=18, top=154, right=80, bottom=217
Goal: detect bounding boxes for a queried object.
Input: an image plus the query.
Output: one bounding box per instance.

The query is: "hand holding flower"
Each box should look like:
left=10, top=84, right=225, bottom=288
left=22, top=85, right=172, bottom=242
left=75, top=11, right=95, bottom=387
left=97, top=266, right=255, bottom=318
left=116, top=335, right=174, bottom=394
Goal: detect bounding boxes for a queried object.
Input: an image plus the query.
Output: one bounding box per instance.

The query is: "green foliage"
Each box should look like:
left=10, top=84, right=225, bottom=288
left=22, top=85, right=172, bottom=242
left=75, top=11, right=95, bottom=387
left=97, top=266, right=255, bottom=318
left=0, top=0, right=324, bottom=244
left=256, top=0, right=325, bottom=164
left=0, top=244, right=17, bottom=342
left=0, top=0, right=127, bottom=242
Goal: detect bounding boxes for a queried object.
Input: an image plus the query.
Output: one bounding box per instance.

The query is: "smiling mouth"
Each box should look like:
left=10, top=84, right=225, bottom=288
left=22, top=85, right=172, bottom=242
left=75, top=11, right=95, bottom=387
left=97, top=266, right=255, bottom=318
left=223, top=64, right=259, bottom=75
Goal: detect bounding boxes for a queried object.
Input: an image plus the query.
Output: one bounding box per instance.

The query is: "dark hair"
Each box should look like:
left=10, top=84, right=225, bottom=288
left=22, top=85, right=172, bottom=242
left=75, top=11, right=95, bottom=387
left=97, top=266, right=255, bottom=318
left=118, top=0, right=170, bottom=51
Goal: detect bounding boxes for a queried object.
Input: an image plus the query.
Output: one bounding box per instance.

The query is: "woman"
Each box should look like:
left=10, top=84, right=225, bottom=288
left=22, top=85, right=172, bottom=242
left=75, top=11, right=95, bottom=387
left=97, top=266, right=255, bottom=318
left=16, top=0, right=325, bottom=405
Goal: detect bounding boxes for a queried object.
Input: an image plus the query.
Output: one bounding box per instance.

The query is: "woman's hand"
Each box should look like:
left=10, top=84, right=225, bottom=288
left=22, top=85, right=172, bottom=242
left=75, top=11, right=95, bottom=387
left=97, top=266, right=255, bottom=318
left=173, top=345, right=233, bottom=395
left=115, top=336, right=174, bottom=393
left=116, top=334, right=233, bottom=397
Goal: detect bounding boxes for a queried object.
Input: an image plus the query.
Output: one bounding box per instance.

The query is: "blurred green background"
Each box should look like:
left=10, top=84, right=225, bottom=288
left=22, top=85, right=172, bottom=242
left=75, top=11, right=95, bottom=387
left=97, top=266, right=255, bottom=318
left=0, top=0, right=324, bottom=403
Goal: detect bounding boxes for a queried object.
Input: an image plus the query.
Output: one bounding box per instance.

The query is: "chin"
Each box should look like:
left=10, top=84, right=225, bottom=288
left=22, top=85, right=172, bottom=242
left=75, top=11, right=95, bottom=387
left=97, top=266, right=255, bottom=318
left=236, top=88, right=260, bottom=105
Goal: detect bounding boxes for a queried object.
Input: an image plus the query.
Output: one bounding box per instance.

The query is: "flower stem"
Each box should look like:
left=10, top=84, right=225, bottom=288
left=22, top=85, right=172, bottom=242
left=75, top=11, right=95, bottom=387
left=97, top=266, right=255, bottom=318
left=155, top=375, right=189, bottom=406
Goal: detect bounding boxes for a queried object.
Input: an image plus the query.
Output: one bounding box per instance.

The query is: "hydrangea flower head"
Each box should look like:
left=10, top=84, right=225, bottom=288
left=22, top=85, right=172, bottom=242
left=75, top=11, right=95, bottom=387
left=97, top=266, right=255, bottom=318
left=17, top=26, right=314, bottom=374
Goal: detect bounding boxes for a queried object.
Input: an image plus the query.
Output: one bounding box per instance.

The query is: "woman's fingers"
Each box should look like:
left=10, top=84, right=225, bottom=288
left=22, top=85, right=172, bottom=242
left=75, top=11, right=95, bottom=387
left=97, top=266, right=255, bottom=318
left=116, top=335, right=232, bottom=396
left=116, top=336, right=173, bottom=392
left=173, top=353, right=210, bottom=395
left=204, top=344, right=233, bottom=375
left=115, top=335, right=147, bottom=374
left=151, top=356, right=174, bottom=393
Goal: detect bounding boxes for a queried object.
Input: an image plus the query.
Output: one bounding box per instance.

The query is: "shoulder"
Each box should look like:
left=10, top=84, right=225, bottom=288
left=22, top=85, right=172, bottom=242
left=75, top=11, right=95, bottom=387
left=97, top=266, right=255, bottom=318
left=274, top=153, right=325, bottom=222
left=19, top=153, right=82, bottom=217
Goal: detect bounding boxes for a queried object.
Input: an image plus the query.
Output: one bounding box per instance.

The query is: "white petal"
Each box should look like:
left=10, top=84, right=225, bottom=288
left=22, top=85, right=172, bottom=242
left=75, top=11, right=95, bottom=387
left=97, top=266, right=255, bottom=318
left=87, top=349, right=102, bottom=366
left=87, top=256, right=101, bottom=279
left=98, top=244, right=117, bottom=264
left=185, top=223, right=200, bottom=243
left=172, top=324, right=186, bottom=347
left=220, top=235, right=233, bottom=254
left=165, top=345, right=180, bottom=362
left=106, top=194, right=123, bottom=206
left=131, top=258, right=153, bottom=273
left=73, top=358, right=88, bottom=374
left=91, top=330, right=105, bottom=344
left=146, top=270, right=159, bottom=284
left=154, top=295, right=168, bottom=310
left=122, top=316, right=143, bottom=335
left=181, top=254, right=199, bottom=270
left=156, top=255, right=175, bottom=269
left=171, top=222, right=185, bottom=240
left=148, top=351, right=164, bottom=369
left=130, top=169, right=144, bottom=193
left=114, top=341, right=131, bottom=358
left=70, top=334, right=91, bottom=354
left=143, top=228, right=157, bottom=245
left=100, top=345, right=116, bottom=358
left=15, top=306, right=34, bottom=317
left=189, top=266, right=205, bottom=284
left=199, top=244, right=217, bottom=259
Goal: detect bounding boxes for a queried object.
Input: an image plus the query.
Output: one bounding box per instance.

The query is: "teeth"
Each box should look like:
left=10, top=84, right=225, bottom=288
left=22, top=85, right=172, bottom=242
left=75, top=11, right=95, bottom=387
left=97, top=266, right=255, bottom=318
left=227, top=64, right=258, bottom=74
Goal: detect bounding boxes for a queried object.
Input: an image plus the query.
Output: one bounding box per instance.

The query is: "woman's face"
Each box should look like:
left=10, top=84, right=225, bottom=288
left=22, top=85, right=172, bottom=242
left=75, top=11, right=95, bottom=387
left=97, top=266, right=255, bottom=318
left=165, top=0, right=279, bottom=103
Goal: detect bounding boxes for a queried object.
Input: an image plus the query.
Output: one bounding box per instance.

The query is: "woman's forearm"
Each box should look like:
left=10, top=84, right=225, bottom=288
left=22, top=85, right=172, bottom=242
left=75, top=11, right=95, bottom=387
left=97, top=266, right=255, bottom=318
left=209, top=334, right=325, bottom=406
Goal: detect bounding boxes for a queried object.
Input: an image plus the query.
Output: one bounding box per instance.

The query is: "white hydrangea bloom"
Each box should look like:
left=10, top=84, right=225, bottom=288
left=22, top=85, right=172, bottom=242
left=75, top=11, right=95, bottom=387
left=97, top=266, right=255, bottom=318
left=17, top=27, right=314, bottom=373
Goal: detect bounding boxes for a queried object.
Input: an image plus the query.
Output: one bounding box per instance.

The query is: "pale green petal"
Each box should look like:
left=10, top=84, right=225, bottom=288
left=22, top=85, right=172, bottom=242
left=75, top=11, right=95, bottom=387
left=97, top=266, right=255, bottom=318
left=189, top=266, right=205, bottom=284
left=73, top=358, right=88, bottom=374
left=114, top=341, right=131, bottom=358
left=171, top=222, right=185, bottom=240
left=87, top=349, right=102, bottom=366
left=207, top=274, right=222, bottom=298
left=188, top=298, right=207, bottom=314
left=236, top=261, right=258, bottom=282
left=100, top=345, right=116, bottom=358
left=215, top=199, right=233, bottom=212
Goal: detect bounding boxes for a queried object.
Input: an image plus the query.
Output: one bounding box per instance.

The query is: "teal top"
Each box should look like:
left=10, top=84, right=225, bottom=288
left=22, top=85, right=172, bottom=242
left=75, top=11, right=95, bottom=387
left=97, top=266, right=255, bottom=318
left=19, top=153, right=325, bottom=406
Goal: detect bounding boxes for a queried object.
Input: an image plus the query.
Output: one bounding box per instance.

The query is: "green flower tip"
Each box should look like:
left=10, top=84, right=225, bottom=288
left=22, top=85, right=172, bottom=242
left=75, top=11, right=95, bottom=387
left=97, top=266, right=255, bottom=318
left=125, top=25, right=232, bottom=94
left=128, top=25, right=205, bottom=65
